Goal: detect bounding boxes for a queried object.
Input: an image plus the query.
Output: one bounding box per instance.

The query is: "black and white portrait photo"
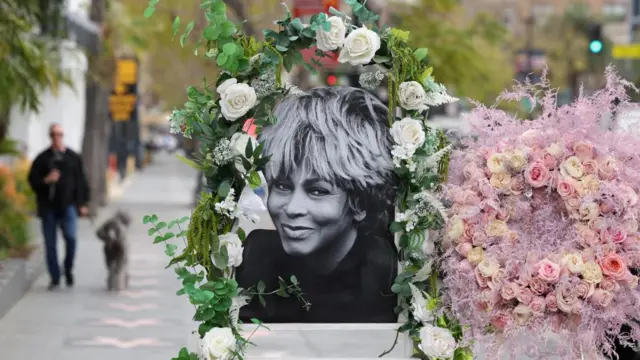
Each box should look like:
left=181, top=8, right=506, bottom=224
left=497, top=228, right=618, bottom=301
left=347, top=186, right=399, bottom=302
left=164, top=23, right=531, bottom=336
left=235, top=87, right=399, bottom=323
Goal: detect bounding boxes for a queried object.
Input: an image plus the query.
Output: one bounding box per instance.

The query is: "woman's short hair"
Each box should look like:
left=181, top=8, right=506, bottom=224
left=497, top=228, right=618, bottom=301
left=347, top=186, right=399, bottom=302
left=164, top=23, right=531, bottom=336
left=259, top=87, right=397, bottom=230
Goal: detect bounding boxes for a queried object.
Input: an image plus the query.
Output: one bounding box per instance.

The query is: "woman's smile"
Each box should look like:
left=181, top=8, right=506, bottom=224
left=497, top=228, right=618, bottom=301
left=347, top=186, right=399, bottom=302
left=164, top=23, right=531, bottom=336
left=280, top=223, right=315, bottom=240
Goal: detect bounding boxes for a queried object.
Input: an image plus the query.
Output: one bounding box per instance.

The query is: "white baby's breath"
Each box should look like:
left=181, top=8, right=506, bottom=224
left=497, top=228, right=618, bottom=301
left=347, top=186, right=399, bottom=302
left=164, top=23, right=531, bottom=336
left=214, top=188, right=238, bottom=218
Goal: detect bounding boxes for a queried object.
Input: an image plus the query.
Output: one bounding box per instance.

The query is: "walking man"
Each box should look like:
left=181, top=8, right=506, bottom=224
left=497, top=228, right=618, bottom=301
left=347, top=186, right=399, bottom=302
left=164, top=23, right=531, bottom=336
left=28, top=123, right=90, bottom=290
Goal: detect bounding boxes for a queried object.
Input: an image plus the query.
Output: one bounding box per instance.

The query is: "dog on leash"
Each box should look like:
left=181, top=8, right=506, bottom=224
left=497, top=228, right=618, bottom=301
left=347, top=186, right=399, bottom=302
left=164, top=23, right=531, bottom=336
left=96, top=210, right=131, bottom=291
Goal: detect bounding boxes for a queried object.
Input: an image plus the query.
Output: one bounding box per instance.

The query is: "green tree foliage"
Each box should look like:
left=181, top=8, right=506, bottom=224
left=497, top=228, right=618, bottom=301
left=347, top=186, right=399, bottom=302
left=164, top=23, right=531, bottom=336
left=396, top=0, right=512, bottom=104
left=0, top=0, right=71, bottom=141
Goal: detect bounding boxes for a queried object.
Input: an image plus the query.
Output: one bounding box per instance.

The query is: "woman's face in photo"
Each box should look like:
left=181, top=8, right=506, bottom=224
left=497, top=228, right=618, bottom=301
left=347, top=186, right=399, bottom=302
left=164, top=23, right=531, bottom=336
left=267, top=168, right=364, bottom=256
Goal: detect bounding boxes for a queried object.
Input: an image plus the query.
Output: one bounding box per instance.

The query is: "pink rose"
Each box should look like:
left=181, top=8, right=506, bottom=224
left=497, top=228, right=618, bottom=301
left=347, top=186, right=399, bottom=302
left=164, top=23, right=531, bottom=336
left=582, top=159, right=598, bottom=175
left=573, top=141, right=594, bottom=161
left=557, top=178, right=577, bottom=198
left=490, top=311, right=512, bottom=330
left=599, top=253, right=627, bottom=280
left=510, top=174, right=526, bottom=195
left=599, top=277, right=620, bottom=292
left=600, top=224, right=627, bottom=244
left=599, top=198, right=615, bottom=214
left=524, top=160, right=551, bottom=188
left=556, top=281, right=579, bottom=313
left=472, top=232, right=488, bottom=247
left=623, top=273, right=638, bottom=289
left=575, top=280, right=595, bottom=299
left=496, top=208, right=510, bottom=221
left=500, top=281, right=519, bottom=301
left=545, top=292, right=559, bottom=312
left=571, top=300, right=584, bottom=314
left=462, top=221, right=475, bottom=241
left=597, top=156, right=618, bottom=180
left=455, top=242, right=473, bottom=257
left=475, top=266, right=489, bottom=287
left=488, top=269, right=507, bottom=290
left=463, top=163, right=484, bottom=181
left=458, top=259, right=474, bottom=272
left=590, top=289, right=614, bottom=307
left=516, top=287, right=534, bottom=305
left=535, top=259, right=561, bottom=283
left=455, top=190, right=482, bottom=206
left=529, top=277, right=549, bottom=296
left=541, top=151, right=557, bottom=169
left=530, top=296, right=547, bottom=316
left=589, top=217, right=607, bottom=233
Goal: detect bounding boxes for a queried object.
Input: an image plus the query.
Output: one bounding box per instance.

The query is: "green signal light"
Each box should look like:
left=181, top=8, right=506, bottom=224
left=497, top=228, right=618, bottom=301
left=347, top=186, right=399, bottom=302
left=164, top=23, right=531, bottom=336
left=589, top=40, right=603, bottom=54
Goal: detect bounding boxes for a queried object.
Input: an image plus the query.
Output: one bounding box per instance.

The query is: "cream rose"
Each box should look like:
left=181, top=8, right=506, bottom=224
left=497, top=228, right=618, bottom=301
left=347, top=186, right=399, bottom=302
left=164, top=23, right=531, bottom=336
left=418, top=325, right=457, bottom=360
left=513, top=304, right=533, bottom=325
left=490, top=172, right=512, bottom=189
left=535, top=259, right=561, bottom=283
left=579, top=201, right=600, bottom=221
left=578, top=175, right=600, bottom=196
left=477, top=259, right=500, bottom=278
left=560, top=253, right=585, bottom=274
left=398, top=81, right=428, bottom=111
left=315, top=16, right=346, bottom=51
left=220, top=83, right=257, bottom=121
left=582, top=261, right=604, bottom=284
left=455, top=242, right=472, bottom=257
left=487, top=153, right=507, bottom=174
left=560, top=156, right=584, bottom=179
left=447, top=216, right=464, bottom=241
left=506, top=150, right=528, bottom=172
left=546, top=142, right=565, bottom=158
left=467, top=247, right=484, bottom=265
left=338, top=26, right=381, bottom=66
left=524, top=160, right=550, bottom=188
left=215, top=233, right=244, bottom=268
left=199, top=327, right=236, bottom=360
left=485, top=219, right=509, bottom=237
left=390, top=118, right=425, bottom=149
left=229, top=132, right=258, bottom=174
left=573, top=141, right=594, bottom=160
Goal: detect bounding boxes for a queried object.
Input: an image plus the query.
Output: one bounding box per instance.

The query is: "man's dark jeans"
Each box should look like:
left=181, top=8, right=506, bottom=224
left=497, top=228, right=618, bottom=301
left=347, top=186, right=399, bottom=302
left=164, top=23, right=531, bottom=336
left=41, top=206, right=77, bottom=283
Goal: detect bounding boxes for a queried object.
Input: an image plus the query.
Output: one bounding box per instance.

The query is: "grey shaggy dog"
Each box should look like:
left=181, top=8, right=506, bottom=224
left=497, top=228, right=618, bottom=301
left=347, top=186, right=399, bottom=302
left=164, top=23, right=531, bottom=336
left=96, top=210, right=131, bottom=291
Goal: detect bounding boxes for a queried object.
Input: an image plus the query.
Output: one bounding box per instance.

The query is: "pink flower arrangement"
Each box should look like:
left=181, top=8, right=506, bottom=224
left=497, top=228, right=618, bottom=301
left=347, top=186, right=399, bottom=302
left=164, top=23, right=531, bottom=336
left=442, top=68, right=640, bottom=359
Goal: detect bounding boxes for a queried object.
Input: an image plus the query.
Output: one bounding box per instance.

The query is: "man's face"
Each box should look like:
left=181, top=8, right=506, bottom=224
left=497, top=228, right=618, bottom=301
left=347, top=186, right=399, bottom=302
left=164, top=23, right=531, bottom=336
left=50, top=125, right=64, bottom=149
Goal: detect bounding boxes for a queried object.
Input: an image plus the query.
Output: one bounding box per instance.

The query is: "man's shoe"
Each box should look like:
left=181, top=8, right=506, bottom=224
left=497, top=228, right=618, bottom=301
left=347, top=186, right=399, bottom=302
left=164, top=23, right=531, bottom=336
left=65, top=273, right=74, bottom=287
left=48, top=282, right=60, bottom=291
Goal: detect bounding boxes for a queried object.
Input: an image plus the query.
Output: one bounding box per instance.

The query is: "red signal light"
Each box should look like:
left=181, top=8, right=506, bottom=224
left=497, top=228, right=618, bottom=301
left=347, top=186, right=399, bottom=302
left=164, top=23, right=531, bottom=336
left=327, top=74, right=338, bottom=86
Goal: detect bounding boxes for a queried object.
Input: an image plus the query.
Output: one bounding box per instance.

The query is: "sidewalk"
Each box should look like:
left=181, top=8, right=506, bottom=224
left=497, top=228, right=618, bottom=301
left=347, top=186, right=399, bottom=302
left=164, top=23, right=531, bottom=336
left=0, top=153, right=198, bottom=360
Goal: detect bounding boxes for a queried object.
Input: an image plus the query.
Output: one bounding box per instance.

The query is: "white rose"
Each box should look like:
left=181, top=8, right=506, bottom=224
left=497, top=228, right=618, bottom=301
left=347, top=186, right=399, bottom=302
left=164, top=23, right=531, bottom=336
left=560, top=253, right=584, bottom=274
left=418, top=325, right=457, bottom=359
left=338, top=26, right=381, bottom=66
left=398, top=81, right=428, bottom=111
left=219, top=83, right=257, bottom=121
left=229, top=132, right=258, bottom=174
left=390, top=118, right=425, bottom=149
left=216, top=233, right=244, bottom=268
left=199, top=327, right=236, bottom=360
left=315, top=16, right=346, bottom=51
left=422, top=230, right=435, bottom=256
left=216, top=78, right=238, bottom=98
left=546, top=143, right=565, bottom=158
left=560, top=156, right=584, bottom=179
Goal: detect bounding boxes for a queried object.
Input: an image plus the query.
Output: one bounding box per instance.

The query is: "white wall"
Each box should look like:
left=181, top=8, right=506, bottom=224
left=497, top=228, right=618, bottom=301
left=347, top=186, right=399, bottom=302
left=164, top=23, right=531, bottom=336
left=8, top=41, right=88, bottom=160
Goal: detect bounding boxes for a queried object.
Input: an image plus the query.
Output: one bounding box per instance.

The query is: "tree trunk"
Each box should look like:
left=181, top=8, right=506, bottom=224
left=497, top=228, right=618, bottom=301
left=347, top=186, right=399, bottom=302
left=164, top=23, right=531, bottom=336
left=82, top=0, right=111, bottom=213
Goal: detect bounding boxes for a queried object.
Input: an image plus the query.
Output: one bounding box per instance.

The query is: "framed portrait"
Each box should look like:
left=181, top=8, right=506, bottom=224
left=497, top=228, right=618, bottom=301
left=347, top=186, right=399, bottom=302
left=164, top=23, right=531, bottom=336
left=235, top=86, right=400, bottom=325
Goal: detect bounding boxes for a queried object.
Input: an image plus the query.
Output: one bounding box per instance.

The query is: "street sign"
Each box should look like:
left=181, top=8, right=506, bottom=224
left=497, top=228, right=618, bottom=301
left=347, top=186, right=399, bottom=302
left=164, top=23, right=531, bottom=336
left=612, top=44, right=640, bottom=59
left=109, top=58, right=138, bottom=122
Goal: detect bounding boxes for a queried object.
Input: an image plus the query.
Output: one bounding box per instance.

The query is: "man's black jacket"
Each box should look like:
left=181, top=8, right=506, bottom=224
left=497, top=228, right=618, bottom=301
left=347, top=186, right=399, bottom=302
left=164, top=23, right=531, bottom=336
left=28, top=148, right=90, bottom=217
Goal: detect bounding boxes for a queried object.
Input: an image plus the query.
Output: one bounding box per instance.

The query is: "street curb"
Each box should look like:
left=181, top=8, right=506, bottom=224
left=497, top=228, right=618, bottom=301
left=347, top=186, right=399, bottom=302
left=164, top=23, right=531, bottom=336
left=0, top=245, right=45, bottom=321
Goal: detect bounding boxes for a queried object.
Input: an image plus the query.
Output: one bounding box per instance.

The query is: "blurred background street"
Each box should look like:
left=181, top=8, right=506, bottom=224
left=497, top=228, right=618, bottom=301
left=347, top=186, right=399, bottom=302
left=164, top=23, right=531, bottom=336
left=1, top=0, right=640, bottom=359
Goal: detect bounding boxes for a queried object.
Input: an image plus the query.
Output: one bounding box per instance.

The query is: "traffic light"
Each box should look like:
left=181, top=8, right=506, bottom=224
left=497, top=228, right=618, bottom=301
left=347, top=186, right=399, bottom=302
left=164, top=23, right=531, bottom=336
left=587, top=24, right=603, bottom=55
left=326, top=73, right=338, bottom=86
